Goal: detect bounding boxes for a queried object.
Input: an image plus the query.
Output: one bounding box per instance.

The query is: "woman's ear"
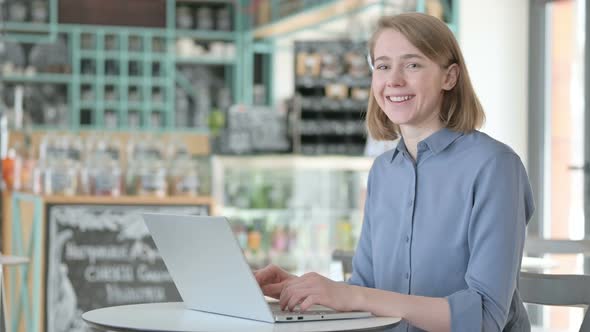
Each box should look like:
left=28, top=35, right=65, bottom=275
left=442, top=63, right=459, bottom=91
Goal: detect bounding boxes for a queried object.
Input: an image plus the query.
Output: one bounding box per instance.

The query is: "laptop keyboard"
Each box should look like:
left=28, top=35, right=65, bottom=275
left=269, top=303, right=333, bottom=316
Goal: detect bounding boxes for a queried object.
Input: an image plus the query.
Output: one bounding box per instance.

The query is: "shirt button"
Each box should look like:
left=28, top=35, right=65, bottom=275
left=405, top=273, right=409, bottom=279
left=405, top=236, right=410, bottom=243
left=409, top=199, right=413, bottom=207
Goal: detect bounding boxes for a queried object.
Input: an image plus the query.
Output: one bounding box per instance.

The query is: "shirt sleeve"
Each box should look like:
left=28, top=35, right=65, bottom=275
left=446, top=152, right=535, bottom=332
left=348, top=166, right=375, bottom=288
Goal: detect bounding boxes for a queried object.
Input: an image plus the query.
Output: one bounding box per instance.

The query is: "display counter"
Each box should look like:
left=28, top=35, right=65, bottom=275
left=212, top=155, right=372, bottom=275
left=1, top=192, right=213, bottom=332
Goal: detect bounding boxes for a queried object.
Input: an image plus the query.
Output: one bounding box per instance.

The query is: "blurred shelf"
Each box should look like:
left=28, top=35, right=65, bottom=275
left=2, top=22, right=51, bottom=33
left=79, top=75, right=168, bottom=86
left=127, top=102, right=143, bottom=109
left=104, top=76, right=128, bottom=84
left=151, top=103, right=167, bottom=111
left=0, top=73, right=71, bottom=84
left=79, top=101, right=95, bottom=108
left=29, top=125, right=70, bottom=131
left=58, top=23, right=167, bottom=36
left=300, top=99, right=368, bottom=113
left=29, top=194, right=215, bottom=206
left=223, top=207, right=293, bottom=219
left=103, top=101, right=120, bottom=108
left=169, top=127, right=210, bottom=134
left=79, top=50, right=167, bottom=61
left=0, top=0, right=245, bottom=131
left=300, top=109, right=366, bottom=115
left=213, top=155, right=373, bottom=171
left=175, top=56, right=236, bottom=65
left=295, top=76, right=371, bottom=88
left=66, top=126, right=209, bottom=134
left=79, top=76, right=99, bottom=84
left=174, top=29, right=236, bottom=41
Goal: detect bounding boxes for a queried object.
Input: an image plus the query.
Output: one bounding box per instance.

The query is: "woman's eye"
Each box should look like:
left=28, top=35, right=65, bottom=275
left=407, top=63, right=419, bottom=69
left=376, top=64, right=389, bottom=70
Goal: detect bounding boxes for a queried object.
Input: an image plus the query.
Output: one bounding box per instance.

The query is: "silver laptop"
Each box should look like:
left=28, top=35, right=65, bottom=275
left=142, top=213, right=372, bottom=323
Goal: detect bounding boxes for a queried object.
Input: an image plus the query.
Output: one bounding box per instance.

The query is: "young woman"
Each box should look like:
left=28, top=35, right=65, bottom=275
left=255, top=13, right=534, bottom=332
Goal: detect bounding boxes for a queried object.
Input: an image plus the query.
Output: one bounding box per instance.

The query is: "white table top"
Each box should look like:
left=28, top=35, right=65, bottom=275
left=0, top=255, right=29, bottom=265
left=82, top=302, right=401, bottom=332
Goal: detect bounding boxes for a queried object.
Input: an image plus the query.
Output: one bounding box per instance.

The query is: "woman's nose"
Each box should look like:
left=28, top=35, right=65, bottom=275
left=386, top=69, right=405, bottom=87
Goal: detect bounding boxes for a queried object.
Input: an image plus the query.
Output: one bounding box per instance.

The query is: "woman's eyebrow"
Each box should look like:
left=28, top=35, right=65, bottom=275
left=399, top=53, right=426, bottom=60
left=374, top=54, right=426, bottom=62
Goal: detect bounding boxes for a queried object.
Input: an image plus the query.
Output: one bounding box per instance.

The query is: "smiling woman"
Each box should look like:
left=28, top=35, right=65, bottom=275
left=254, top=12, right=534, bottom=332
left=370, top=28, right=456, bottom=148
left=366, top=14, right=484, bottom=153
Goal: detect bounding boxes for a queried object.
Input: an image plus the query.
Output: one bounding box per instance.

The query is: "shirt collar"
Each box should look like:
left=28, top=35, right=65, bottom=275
left=422, top=127, right=464, bottom=154
left=390, top=138, right=408, bottom=162
left=389, top=128, right=464, bottom=163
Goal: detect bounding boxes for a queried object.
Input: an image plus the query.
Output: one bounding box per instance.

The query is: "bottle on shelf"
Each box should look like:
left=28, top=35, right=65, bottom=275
left=195, top=6, right=214, bottom=30
left=43, top=159, right=78, bottom=196
left=1, top=143, right=18, bottom=190
left=37, top=134, right=80, bottom=196
left=84, top=135, right=123, bottom=196
left=30, top=0, right=48, bottom=23
left=135, top=137, right=168, bottom=197
left=19, top=131, right=37, bottom=192
left=176, top=6, right=193, bottom=29
left=168, top=143, right=199, bottom=197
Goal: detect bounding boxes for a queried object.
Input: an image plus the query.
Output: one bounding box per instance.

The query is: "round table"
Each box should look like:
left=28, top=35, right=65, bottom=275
left=83, top=302, right=401, bottom=332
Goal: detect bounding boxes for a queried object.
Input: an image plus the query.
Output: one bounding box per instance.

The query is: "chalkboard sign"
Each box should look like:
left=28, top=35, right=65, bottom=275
left=45, top=204, right=209, bottom=332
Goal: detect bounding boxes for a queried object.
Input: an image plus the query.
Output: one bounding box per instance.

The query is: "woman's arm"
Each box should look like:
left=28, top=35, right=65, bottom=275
left=280, top=273, right=450, bottom=331
left=354, top=286, right=450, bottom=332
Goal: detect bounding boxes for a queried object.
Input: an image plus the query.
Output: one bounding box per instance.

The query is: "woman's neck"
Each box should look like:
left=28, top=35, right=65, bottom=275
left=400, top=118, right=444, bottom=161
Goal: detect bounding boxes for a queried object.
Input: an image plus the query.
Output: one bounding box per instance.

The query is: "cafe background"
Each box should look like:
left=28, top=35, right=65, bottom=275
left=0, top=0, right=587, bottom=331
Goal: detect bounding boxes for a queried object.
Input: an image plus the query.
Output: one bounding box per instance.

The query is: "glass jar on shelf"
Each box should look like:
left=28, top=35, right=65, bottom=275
left=38, top=133, right=58, bottom=163
left=136, top=161, right=168, bottom=197
left=31, top=162, right=44, bottom=194
left=83, top=135, right=123, bottom=196
left=43, top=159, right=78, bottom=196
left=20, top=144, right=37, bottom=193
left=88, top=159, right=123, bottom=196
left=127, top=135, right=167, bottom=197
left=168, top=159, right=199, bottom=196
left=124, top=160, right=140, bottom=196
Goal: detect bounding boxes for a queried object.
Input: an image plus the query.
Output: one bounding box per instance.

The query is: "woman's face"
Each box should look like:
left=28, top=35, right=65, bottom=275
left=371, top=29, right=457, bottom=131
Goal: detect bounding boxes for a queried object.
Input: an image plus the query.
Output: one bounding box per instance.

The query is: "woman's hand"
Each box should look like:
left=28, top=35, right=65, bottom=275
left=254, top=264, right=297, bottom=299
left=279, top=272, right=362, bottom=312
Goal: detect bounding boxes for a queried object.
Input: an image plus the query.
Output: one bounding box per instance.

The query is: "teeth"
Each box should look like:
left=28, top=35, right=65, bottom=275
left=387, top=95, right=413, bottom=102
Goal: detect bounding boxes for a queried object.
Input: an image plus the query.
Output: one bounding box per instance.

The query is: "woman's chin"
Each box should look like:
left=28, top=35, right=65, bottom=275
left=384, top=111, right=412, bottom=125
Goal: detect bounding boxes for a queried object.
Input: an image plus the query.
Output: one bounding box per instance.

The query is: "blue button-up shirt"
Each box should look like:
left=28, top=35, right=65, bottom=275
left=348, top=128, right=535, bottom=332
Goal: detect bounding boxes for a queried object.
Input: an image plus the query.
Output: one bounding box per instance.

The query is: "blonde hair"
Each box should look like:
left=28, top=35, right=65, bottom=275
left=366, top=13, right=485, bottom=141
